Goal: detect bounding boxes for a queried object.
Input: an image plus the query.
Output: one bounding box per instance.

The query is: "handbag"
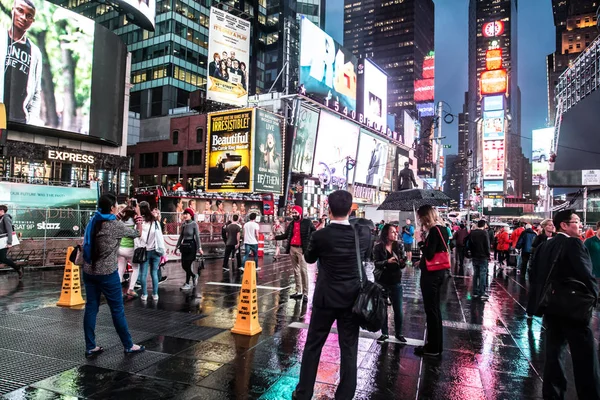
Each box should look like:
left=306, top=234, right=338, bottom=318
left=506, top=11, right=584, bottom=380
left=425, top=226, right=451, bottom=272
left=196, top=254, right=205, bottom=272
left=0, top=232, right=19, bottom=249
left=132, top=224, right=152, bottom=264
left=351, top=225, right=387, bottom=332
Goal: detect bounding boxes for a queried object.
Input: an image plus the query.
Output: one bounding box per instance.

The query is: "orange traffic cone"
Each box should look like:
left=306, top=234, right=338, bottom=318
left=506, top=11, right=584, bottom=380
left=57, top=246, right=85, bottom=307
left=231, top=260, right=262, bottom=336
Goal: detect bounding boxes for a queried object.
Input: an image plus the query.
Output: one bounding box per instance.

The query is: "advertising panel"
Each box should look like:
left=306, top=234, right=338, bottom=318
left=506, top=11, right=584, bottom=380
left=206, top=109, right=253, bottom=192
left=403, top=111, right=415, bottom=148
left=381, top=145, right=396, bottom=192
left=312, top=111, right=359, bottom=185
left=506, top=179, right=515, bottom=197
left=253, top=109, right=283, bottom=194
left=414, top=79, right=434, bottom=102
left=116, top=0, right=156, bottom=31
left=483, top=140, right=505, bottom=179
left=417, top=102, right=435, bottom=117
left=362, top=59, right=387, bottom=131
left=292, top=103, right=319, bottom=174
left=299, top=17, right=357, bottom=111
left=0, top=182, right=97, bottom=208
left=483, top=180, right=504, bottom=193
left=483, top=21, right=504, bottom=37
left=481, top=69, right=508, bottom=95
left=206, top=7, right=251, bottom=107
left=532, top=127, right=554, bottom=185
left=423, top=55, right=435, bottom=79
left=483, top=95, right=504, bottom=111
left=354, top=129, right=388, bottom=187
left=485, top=49, right=502, bottom=70
left=482, top=110, right=505, bottom=140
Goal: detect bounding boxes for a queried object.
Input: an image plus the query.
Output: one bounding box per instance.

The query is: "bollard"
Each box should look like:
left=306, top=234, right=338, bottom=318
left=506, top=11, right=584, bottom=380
left=231, top=260, right=262, bottom=336
left=57, top=246, right=85, bottom=307
left=257, top=233, right=264, bottom=257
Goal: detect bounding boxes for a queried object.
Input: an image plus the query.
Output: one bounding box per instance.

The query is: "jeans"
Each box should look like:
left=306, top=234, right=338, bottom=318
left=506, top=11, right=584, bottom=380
left=83, top=270, right=133, bottom=351
left=242, top=243, right=259, bottom=268
left=381, top=283, right=403, bottom=336
left=420, top=270, right=445, bottom=353
left=139, top=250, right=161, bottom=296
left=0, top=248, right=19, bottom=271
left=472, top=258, right=489, bottom=296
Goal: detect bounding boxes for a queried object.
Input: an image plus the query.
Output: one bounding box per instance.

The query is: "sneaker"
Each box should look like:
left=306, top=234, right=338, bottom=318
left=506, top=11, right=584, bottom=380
left=377, top=334, right=389, bottom=343
left=134, top=282, right=142, bottom=289
left=256, top=267, right=262, bottom=271
left=481, top=294, right=489, bottom=301
left=223, top=267, right=230, bottom=272
left=290, top=293, right=302, bottom=299
left=140, top=294, right=148, bottom=301
left=472, top=294, right=480, bottom=299
left=239, top=267, right=245, bottom=272
left=126, top=290, right=139, bottom=298
left=152, top=294, right=159, bottom=301
left=414, top=346, right=441, bottom=357
left=158, top=276, right=168, bottom=285
left=180, top=283, right=192, bottom=290
left=193, top=274, right=198, bottom=287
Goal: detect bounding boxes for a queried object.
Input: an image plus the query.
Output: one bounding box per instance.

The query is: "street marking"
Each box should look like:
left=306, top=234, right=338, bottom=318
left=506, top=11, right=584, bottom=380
left=288, top=322, right=425, bottom=346
left=205, top=282, right=293, bottom=291
left=442, top=320, right=509, bottom=334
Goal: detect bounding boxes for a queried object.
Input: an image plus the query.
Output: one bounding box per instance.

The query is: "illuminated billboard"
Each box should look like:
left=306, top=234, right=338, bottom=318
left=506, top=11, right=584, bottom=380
left=481, top=69, right=508, bottom=95
left=207, top=7, right=251, bottom=107
left=354, top=129, right=388, bottom=187
left=403, top=111, right=415, bottom=148
left=362, top=59, right=387, bottom=131
left=292, top=104, right=319, bottom=174
left=483, top=180, right=504, bottom=193
left=483, top=140, right=505, bottom=179
left=483, top=110, right=505, bottom=140
left=532, top=127, right=554, bottom=185
left=483, top=95, right=504, bottom=111
left=312, top=111, right=359, bottom=184
left=417, top=102, right=435, bottom=117
left=414, top=79, right=434, bottom=102
left=483, top=21, right=504, bottom=37
left=300, top=17, right=357, bottom=111
left=253, top=109, right=283, bottom=194
left=423, top=55, right=434, bottom=79
left=506, top=179, right=515, bottom=197
left=486, top=49, right=502, bottom=70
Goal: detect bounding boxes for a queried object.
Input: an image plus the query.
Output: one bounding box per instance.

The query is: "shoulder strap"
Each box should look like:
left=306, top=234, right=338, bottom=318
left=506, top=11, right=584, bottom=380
left=435, top=226, right=449, bottom=253
left=146, top=222, right=152, bottom=243
left=352, top=225, right=363, bottom=286
left=541, top=240, right=566, bottom=289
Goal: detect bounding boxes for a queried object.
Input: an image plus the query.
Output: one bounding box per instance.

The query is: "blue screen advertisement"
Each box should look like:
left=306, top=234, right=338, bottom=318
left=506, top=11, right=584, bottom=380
left=483, top=95, right=504, bottom=111
left=483, top=180, right=504, bottom=193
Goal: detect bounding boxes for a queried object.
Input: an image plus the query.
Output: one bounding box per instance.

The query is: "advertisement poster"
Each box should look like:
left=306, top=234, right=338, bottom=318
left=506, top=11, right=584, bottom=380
left=505, top=179, right=515, bottom=197
left=0, top=1, right=94, bottom=134
left=483, top=180, right=504, bottom=193
left=312, top=112, right=359, bottom=185
left=381, top=144, right=396, bottom=191
left=483, top=140, right=505, bottom=179
left=206, top=109, right=252, bottom=192
left=482, top=110, right=505, bottom=140
left=483, top=95, right=504, bottom=111
left=253, top=109, right=283, bottom=194
left=299, top=17, right=358, bottom=111
left=403, top=111, right=415, bottom=148
left=362, top=59, right=387, bottom=130
left=532, top=127, right=554, bottom=185
left=292, top=103, right=319, bottom=174
left=354, top=129, right=388, bottom=187
left=206, top=7, right=250, bottom=107
left=0, top=182, right=98, bottom=208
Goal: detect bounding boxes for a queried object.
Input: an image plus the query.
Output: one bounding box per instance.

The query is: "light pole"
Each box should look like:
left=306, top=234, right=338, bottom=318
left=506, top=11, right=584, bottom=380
left=435, top=101, right=444, bottom=189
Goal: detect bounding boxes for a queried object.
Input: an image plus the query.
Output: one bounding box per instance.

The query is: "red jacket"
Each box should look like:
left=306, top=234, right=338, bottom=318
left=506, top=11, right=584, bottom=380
left=497, top=231, right=510, bottom=251
left=511, top=227, right=524, bottom=248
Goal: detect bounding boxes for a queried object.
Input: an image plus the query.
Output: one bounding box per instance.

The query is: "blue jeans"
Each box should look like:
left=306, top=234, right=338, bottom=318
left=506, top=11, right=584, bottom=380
left=472, top=258, right=489, bottom=296
left=382, top=283, right=403, bottom=336
left=242, top=244, right=259, bottom=267
left=139, top=250, right=161, bottom=296
left=83, top=270, right=133, bottom=351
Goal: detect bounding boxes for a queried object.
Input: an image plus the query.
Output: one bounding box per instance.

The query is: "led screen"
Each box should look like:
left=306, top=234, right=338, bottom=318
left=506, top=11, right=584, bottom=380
left=312, top=111, right=359, bottom=184
left=483, top=180, right=503, bottom=193
left=485, top=49, right=502, bottom=70
left=481, top=69, right=508, bottom=95
left=506, top=179, right=515, bottom=197
left=299, top=17, right=358, bottom=111
left=354, top=129, right=388, bottom=187
left=423, top=55, right=434, bottom=79
left=403, top=111, right=415, bottom=148
left=414, top=79, right=434, bottom=102
left=292, top=103, right=319, bottom=174
left=483, top=95, right=504, bottom=111
left=532, top=127, right=554, bottom=186
left=483, top=140, right=505, bottom=179
left=483, top=110, right=505, bottom=140
left=417, top=102, right=435, bottom=117
left=362, top=59, right=387, bottom=131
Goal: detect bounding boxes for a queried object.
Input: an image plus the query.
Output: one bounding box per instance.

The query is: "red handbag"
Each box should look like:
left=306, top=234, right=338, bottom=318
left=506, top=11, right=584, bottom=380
left=425, top=226, right=451, bottom=272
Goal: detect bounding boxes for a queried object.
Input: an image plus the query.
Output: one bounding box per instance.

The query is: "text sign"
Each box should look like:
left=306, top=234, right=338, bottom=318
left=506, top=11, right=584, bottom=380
left=582, top=170, right=600, bottom=186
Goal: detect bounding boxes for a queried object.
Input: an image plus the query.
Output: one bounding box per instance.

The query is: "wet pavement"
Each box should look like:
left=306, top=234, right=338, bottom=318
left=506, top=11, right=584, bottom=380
left=0, top=255, right=588, bottom=399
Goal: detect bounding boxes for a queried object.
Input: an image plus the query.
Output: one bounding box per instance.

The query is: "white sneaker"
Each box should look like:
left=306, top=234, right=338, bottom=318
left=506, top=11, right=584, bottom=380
left=140, top=294, right=148, bottom=301
left=193, top=274, right=198, bottom=286
left=152, top=294, right=159, bottom=301
left=180, top=283, right=191, bottom=290
left=256, top=267, right=261, bottom=271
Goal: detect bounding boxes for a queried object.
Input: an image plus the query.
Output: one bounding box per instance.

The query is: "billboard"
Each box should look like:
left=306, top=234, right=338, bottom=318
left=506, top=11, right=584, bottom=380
left=206, top=7, right=251, bottom=107
left=299, top=17, right=357, bottom=111
left=253, top=109, right=283, bottom=194
left=206, top=109, right=253, bottom=192
left=481, top=69, right=508, bottom=95
left=292, top=103, right=319, bottom=174
left=0, top=182, right=97, bottom=208
left=532, top=127, right=554, bottom=185
left=362, top=59, right=387, bottom=131
left=483, top=21, right=504, bottom=37
left=381, top=144, right=396, bottom=191
left=483, top=95, right=504, bottom=111
left=354, top=129, right=388, bottom=187
left=482, top=110, right=505, bottom=140
left=117, top=0, right=156, bottom=31
left=414, top=79, right=434, bottom=102
left=403, top=111, right=415, bottom=148
left=483, top=140, right=505, bottom=179
left=312, top=111, right=359, bottom=184
left=485, top=49, right=502, bottom=70
left=417, top=102, right=435, bottom=117
left=423, top=55, right=435, bottom=79
left=506, top=179, right=515, bottom=197
left=483, top=180, right=504, bottom=193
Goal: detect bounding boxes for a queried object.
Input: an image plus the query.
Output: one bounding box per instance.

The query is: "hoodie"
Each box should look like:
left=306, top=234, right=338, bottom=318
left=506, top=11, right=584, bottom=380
left=0, top=213, right=14, bottom=245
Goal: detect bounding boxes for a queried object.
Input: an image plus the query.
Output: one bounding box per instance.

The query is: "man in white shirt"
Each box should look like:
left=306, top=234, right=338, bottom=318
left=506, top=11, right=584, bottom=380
left=242, top=212, right=260, bottom=271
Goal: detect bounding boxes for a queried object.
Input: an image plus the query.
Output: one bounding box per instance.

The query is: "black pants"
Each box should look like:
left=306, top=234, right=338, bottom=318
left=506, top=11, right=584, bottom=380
left=498, top=250, right=509, bottom=265
left=181, top=259, right=195, bottom=284
left=296, top=306, right=360, bottom=400
left=223, top=245, right=241, bottom=269
left=521, top=252, right=531, bottom=273
left=455, top=246, right=465, bottom=273
left=420, top=270, right=445, bottom=353
left=543, top=315, right=600, bottom=399
left=0, top=248, right=18, bottom=271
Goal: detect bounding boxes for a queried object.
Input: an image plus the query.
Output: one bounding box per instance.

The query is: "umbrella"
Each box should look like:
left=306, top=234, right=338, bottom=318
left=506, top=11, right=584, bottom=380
left=377, top=189, right=451, bottom=211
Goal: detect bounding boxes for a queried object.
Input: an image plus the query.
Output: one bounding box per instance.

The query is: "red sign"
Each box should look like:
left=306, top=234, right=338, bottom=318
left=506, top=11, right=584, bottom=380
left=483, top=21, right=504, bottom=37
left=414, top=79, right=434, bottom=102
left=423, top=56, right=435, bottom=79
left=485, top=49, right=502, bottom=70
left=481, top=69, right=507, bottom=95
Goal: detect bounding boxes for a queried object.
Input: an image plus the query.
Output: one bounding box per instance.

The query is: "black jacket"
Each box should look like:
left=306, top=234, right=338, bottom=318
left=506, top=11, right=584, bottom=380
left=467, top=229, right=490, bottom=260
left=305, top=223, right=371, bottom=308
left=275, top=218, right=315, bottom=254
left=373, top=241, right=405, bottom=285
left=419, top=224, right=450, bottom=272
left=531, top=232, right=553, bottom=256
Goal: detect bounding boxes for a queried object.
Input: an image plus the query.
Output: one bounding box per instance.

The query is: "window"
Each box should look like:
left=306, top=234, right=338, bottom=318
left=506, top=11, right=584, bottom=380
left=187, top=150, right=202, bottom=165
left=139, top=153, right=159, bottom=168
left=576, top=43, right=581, bottom=49
left=172, top=130, right=179, bottom=144
left=196, top=127, right=204, bottom=143
left=162, top=151, right=183, bottom=166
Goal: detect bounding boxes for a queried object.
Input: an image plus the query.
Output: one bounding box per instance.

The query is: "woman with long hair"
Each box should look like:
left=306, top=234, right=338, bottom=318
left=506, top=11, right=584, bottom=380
left=526, top=218, right=556, bottom=322
left=176, top=208, right=203, bottom=290
left=117, top=205, right=139, bottom=298
left=137, top=201, right=163, bottom=301
left=373, top=224, right=407, bottom=344
left=216, top=60, right=229, bottom=81
left=415, top=205, right=449, bottom=357
left=82, top=193, right=145, bottom=357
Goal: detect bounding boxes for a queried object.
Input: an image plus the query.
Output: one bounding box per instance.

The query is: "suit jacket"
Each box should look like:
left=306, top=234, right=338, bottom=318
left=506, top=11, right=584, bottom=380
left=305, top=223, right=371, bottom=309
left=274, top=218, right=315, bottom=254
left=397, top=167, right=418, bottom=190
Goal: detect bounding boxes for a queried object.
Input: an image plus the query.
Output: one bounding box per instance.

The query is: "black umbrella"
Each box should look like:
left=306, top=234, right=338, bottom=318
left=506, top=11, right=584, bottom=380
left=377, top=189, right=451, bottom=211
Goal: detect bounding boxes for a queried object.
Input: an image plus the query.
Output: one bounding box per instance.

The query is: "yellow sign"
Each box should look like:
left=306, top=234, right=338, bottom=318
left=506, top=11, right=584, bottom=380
left=57, top=246, right=85, bottom=307
left=231, top=260, right=262, bottom=336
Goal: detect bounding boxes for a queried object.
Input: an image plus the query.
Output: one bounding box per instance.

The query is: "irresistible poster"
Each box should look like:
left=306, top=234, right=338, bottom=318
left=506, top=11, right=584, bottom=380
left=483, top=140, right=505, bottom=179
left=354, top=129, right=388, bottom=188
left=292, top=104, right=319, bottom=174
left=206, top=7, right=251, bottom=107
left=206, top=109, right=253, bottom=192
left=253, top=109, right=283, bottom=194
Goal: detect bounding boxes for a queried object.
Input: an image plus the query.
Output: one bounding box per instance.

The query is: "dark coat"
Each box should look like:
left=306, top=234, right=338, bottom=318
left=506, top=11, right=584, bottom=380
left=397, top=167, right=418, bottom=190
left=373, top=241, right=405, bottom=285
left=274, top=218, right=315, bottom=254
left=305, top=223, right=371, bottom=308
left=516, top=228, right=537, bottom=253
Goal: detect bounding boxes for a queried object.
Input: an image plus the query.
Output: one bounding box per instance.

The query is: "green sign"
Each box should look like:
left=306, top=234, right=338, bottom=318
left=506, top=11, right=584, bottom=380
left=253, top=109, right=283, bottom=194
left=0, top=182, right=98, bottom=208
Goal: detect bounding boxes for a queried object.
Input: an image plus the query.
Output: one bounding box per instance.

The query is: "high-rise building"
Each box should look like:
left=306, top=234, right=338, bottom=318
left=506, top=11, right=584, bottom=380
left=458, top=92, right=470, bottom=202
left=443, top=154, right=461, bottom=204
left=297, top=0, right=326, bottom=27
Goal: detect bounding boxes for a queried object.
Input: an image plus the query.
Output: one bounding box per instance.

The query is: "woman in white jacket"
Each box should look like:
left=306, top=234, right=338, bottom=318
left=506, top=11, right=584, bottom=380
left=117, top=205, right=139, bottom=298
left=136, top=201, right=165, bottom=301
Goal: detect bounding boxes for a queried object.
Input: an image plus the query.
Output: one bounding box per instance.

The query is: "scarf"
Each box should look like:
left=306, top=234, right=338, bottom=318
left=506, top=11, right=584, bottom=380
left=83, top=210, right=117, bottom=264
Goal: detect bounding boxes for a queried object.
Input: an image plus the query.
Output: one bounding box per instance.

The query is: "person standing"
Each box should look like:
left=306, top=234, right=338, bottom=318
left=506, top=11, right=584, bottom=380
left=176, top=208, right=202, bottom=290
left=274, top=205, right=315, bottom=301
left=373, top=224, right=407, bottom=343
left=402, top=218, right=415, bottom=266
left=292, top=190, right=371, bottom=400
left=526, top=218, right=555, bottom=322
left=511, top=222, right=525, bottom=270
left=241, top=213, right=260, bottom=271
left=531, top=210, right=600, bottom=399
left=453, top=224, right=469, bottom=275
left=223, top=214, right=242, bottom=271
left=496, top=227, right=510, bottom=267
left=584, top=221, right=600, bottom=280
left=468, top=220, right=491, bottom=300
left=397, top=162, right=418, bottom=190
left=117, top=206, right=139, bottom=298
left=136, top=202, right=163, bottom=301
left=272, top=217, right=285, bottom=261
left=0, top=205, right=23, bottom=279
left=516, top=224, right=537, bottom=275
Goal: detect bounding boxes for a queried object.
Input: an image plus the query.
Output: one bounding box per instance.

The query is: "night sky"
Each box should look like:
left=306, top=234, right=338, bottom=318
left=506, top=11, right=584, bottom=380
left=325, top=0, right=556, bottom=159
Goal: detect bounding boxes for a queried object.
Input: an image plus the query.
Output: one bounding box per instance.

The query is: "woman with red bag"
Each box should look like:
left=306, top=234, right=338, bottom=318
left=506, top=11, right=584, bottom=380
left=496, top=227, right=511, bottom=266
left=415, top=205, right=449, bottom=358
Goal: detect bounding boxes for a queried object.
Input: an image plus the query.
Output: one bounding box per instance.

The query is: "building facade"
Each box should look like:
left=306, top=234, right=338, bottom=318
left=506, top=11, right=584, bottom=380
left=443, top=154, right=461, bottom=205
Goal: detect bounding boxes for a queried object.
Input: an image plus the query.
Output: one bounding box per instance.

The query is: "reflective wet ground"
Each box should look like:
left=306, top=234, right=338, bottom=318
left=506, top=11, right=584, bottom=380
left=0, top=255, right=587, bottom=399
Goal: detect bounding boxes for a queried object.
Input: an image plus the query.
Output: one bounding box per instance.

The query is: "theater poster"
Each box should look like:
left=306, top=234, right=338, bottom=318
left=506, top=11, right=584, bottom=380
left=206, top=109, right=253, bottom=192
left=253, top=109, right=284, bottom=194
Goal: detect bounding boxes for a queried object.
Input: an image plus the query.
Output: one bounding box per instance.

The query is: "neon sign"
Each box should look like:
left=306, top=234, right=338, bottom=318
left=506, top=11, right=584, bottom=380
left=481, top=69, right=508, bottom=95
left=485, top=49, right=502, bottom=70
left=483, top=21, right=504, bottom=37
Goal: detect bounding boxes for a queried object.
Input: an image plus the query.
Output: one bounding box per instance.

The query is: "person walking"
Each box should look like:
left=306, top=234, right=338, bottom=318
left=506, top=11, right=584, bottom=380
left=223, top=214, right=242, bottom=271
left=414, top=205, right=449, bottom=357
left=272, top=217, right=285, bottom=261
left=526, top=218, right=555, bottom=322
left=117, top=206, right=139, bottom=298
left=530, top=210, right=600, bottom=399
left=373, top=224, right=407, bottom=343
left=468, top=220, right=491, bottom=300
left=584, top=221, right=600, bottom=281
left=401, top=218, right=415, bottom=266
left=136, top=201, right=164, bottom=301
left=453, top=223, right=469, bottom=275
left=242, top=213, right=260, bottom=271
left=176, top=208, right=202, bottom=290
left=496, top=227, right=510, bottom=267
left=81, top=193, right=145, bottom=357
left=274, top=206, right=315, bottom=301
left=516, top=224, right=537, bottom=275
left=0, top=205, right=23, bottom=279
left=292, top=190, right=371, bottom=400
